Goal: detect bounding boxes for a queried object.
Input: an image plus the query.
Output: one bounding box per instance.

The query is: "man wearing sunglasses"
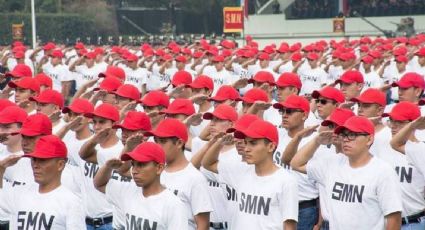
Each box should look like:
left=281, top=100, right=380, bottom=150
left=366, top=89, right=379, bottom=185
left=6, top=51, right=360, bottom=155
left=311, top=86, right=345, bottom=122
left=292, top=116, right=402, bottom=230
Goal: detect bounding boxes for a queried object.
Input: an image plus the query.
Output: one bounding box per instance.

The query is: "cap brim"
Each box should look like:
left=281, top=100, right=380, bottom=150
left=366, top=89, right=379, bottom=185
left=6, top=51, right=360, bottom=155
left=22, top=152, right=65, bottom=159
left=418, top=99, right=425, bottom=106
left=272, top=103, right=284, bottom=110
left=321, top=120, right=334, bottom=127
left=144, top=130, right=175, bottom=139
left=19, top=129, right=43, bottom=137
left=233, top=129, right=263, bottom=140
left=311, top=90, right=320, bottom=99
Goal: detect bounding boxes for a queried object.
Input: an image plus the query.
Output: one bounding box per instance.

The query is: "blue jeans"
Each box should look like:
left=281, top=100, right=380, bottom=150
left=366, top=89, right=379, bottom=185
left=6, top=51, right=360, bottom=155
left=298, top=206, right=319, bottom=230
left=86, top=223, right=113, bottom=230
left=401, top=217, right=425, bottom=230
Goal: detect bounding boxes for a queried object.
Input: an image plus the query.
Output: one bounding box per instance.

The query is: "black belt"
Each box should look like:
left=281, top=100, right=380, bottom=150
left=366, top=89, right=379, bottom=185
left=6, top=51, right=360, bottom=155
left=299, top=198, right=318, bottom=210
left=210, top=221, right=228, bottom=229
left=85, top=216, right=113, bottom=227
left=402, top=211, right=425, bottom=225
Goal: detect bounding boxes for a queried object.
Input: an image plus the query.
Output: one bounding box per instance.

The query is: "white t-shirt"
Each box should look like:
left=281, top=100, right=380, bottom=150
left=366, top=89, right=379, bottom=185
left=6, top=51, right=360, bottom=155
left=219, top=164, right=299, bottom=229
left=297, top=66, right=328, bottom=96
left=360, top=70, right=383, bottom=91
left=161, top=163, right=213, bottom=230
left=0, top=185, right=85, bottom=230
left=307, top=155, right=402, bottom=230
left=124, top=66, right=149, bottom=90
left=371, top=136, right=425, bottom=217
left=42, top=63, right=73, bottom=92
left=274, top=130, right=319, bottom=201
left=278, top=62, right=295, bottom=74
left=202, top=68, right=235, bottom=95
left=328, top=65, right=344, bottom=84
left=263, top=100, right=282, bottom=128
left=106, top=181, right=188, bottom=230
left=74, top=64, right=105, bottom=89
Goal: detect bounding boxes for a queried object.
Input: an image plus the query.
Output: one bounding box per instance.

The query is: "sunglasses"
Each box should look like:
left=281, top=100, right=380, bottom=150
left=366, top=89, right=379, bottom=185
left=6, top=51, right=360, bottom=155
left=338, top=131, right=369, bottom=141
left=278, top=108, right=304, bottom=115
left=315, top=98, right=335, bottom=105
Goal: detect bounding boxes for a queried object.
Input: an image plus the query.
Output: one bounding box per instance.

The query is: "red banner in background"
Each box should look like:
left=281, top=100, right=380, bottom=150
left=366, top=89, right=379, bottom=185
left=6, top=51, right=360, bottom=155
left=223, top=7, right=244, bottom=33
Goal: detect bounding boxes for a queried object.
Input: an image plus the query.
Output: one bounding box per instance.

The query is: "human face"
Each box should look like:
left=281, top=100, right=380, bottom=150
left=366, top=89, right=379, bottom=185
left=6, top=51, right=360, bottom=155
left=339, top=130, right=372, bottom=157
left=142, top=105, right=163, bottom=114
left=51, top=57, right=61, bottom=66
left=31, top=157, right=65, bottom=186
left=173, top=86, right=192, bottom=99
left=398, top=87, right=421, bottom=102
left=418, top=56, right=425, bottom=66
left=121, top=128, right=144, bottom=146
left=214, top=62, right=224, bottom=71
left=279, top=107, right=306, bottom=130
left=67, top=111, right=89, bottom=132
left=102, top=93, right=117, bottom=105
left=396, top=61, right=406, bottom=71
left=243, top=137, right=275, bottom=165
left=36, top=102, right=57, bottom=116
left=176, top=61, right=185, bottom=70
left=15, top=88, right=34, bottom=103
left=191, top=88, right=209, bottom=97
left=85, top=58, right=95, bottom=67
left=388, top=118, right=410, bottom=136
left=234, top=137, right=247, bottom=160
left=242, top=102, right=252, bottom=114
left=259, top=60, right=269, bottom=69
left=22, top=135, right=42, bottom=154
left=116, top=95, right=132, bottom=110
left=315, top=97, right=337, bottom=119
left=208, top=117, right=232, bottom=137
left=154, top=137, right=183, bottom=163
left=131, top=161, right=163, bottom=188
left=0, top=123, right=21, bottom=146
left=165, top=113, right=187, bottom=122
left=92, top=116, right=114, bottom=134
left=308, top=59, right=318, bottom=68
left=357, top=103, right=382, bottom=118
left=340, top=82, right=362, bottom=100
left=277, top=86, right=297, bottom=102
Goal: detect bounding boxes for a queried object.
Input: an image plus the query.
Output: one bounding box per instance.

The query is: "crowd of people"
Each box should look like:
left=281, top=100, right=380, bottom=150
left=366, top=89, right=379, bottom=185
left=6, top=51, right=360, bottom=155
left=0, top=33, right=424, bottom=230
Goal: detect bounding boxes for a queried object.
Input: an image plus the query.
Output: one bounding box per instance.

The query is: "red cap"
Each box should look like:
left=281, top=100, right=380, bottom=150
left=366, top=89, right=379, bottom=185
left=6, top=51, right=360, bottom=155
left=359, top=45, right=370, bottom=52
left=94, top=47, right=105, bottom=55
left=322, top=108, right=355, bottom=127
left=188, top=75, right=214, bottom=91
left=99, top=66, right=126, bottom=81
left=29, top=89, right=64, bottom=108
left=94, top=77, right=123, bottom=92
left=361, top=56, right=374, bottom=64
left=277, top=44, right=290, bottom=53
left=312, top=87, right=345, bottom=103
left=175, top=55, right=187, bottom=63
left=0, top=106, right=27, bottom=124
left=12, top=41, right=24, bottom=47
left=50, top=49, right=64, bottom=58
left=221, top=40, right=236, bottom=49
left=18, top=114, right=52, bottom=136
left=114, top=84, right=141, bottom=101
left=306, top=52, right=319, bottom=60
left=393, top=46, right=407, bottom=56
left=84, top=52, right=97, bottom=59
left=24, top=135, right=67, bottom=159
left=121, top=142, right=165, bottom=164
left=161, top=99, right=195, bottom=116
left=85, top=103, right=120, bottom=122
left=392, top=72, right=425, bottom=89
left=276, top=73, right=302, bottom=89
left=334, top=116, right=375, bottom=136
left=74, top=42, right=85, bottom=49
left=78, top=49, right=88, bottom=56
left=34, top=73, right=53, bottom=88
left=171, top=70, right=192, bottom=87
left=239, top=88, right=269, bottom=104
left=382, top=101, right=420, bottom=121
left=248, top=71, right=275, bottom=86
left=273, top=95, right=310, bottom=114
left=351, top=88, right=386, bottom=106
left=181, top=48, right=192, bottom=56
left=213, top=55, right=225, bottom=62
left=0, top=99, right=16, bottom=112
left=14, top=51, right=25, bottom=59
left=113, top=111, right=151, bottom=131
left=336, top=70, right=364, bottom=84
left=258, top=53, right=270, bottom=61
left=234, top=120, right=278, bottom=145
left=415, top=47, right=425, bottom=57
left=140, top=91, right=169, bottom=108
left=226, top=114, right=259, bottom=133
left=209, top=86, right=240, bottom=102
left=291, top=52, right=303, bottom=62
left=8, top=77, right=40, bottom=93
left=203, top=104, right=238, bottom=122
left=145, top=118, right=188, bottom=142
left=6, top=64, right=33, bottom=78
left=126, top=54, right=138, bottom=62
left=193, top=51, right=205, bottom=58
left=368, top=50, right=382, bottom=59
left=395, top=55, right=408, bottom=63
left=62, top=98, right=94, bottom=114
left=339, top=52, right=356, bottom=61
left=360, top=37, right=372, bottom=44
left=42, top=42, right=56, bottom=51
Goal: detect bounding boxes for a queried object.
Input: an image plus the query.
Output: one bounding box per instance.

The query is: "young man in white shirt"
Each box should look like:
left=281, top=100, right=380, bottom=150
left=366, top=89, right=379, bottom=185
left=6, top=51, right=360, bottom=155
left=0, top=135, right=86, bottom=229
left=335, top=70, right=364, bottom=101
left=204, top=119, right=299, bottom=229
left=378, top=102, right=425, bottom=230
left=145, top=118, right=213, bottom=230
left=94, top=142, right=188, bottom=230
left=139, top=90, right=170, bottom=129
left=202, top=55, right=234, bottom=95
left=311, top=86, right=345, bottom=122
left=291, top=116, right=403, bottom=230
left=41, top=49, right=73, bottom=99
left=297, top=52, right=328, bottom=96
left=59, top=99, right=115, bottom=230
left=8, top=77, right=40, bottom=114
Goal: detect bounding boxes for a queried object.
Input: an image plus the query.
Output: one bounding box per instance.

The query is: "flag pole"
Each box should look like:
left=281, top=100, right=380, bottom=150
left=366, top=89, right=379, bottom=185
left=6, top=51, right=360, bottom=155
left=31, top=0, right=37, bottom=49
